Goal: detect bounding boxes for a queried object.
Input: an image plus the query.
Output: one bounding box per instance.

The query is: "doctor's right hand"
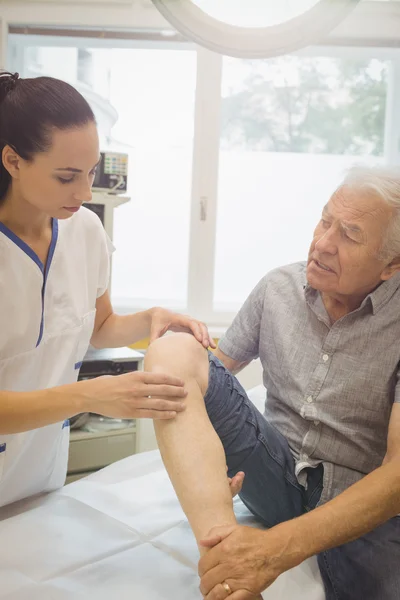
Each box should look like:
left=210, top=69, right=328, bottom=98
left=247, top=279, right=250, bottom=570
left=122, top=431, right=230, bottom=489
left=79, top=371, right=187, bottom=420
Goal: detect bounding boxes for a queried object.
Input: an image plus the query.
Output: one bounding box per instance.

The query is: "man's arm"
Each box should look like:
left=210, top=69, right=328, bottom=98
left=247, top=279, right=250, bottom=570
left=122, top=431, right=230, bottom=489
left=213, top=347, right=251, bottom=376
left=276, top=402, right=400, bottom=565
left=216, top=276, right=268, bottom=374
left=199, top=403, right=400, bottom=598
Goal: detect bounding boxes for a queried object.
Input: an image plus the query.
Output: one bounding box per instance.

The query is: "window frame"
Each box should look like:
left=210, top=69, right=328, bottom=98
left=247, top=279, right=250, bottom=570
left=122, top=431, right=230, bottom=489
left=5, top=15, right=400, bottom=328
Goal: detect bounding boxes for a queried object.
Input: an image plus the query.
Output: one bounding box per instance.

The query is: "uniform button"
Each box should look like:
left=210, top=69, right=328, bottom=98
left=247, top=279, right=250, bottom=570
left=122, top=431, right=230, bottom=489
left=314, top=420, right=320, bottom=426
left=306, top=396, right=313, bottom=403
left=322, top=354, right=329, bottom=362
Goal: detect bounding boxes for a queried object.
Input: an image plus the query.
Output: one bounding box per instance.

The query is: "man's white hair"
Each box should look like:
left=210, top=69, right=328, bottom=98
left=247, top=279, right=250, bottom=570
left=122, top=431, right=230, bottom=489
left=341, top=165, right=400, bottom=260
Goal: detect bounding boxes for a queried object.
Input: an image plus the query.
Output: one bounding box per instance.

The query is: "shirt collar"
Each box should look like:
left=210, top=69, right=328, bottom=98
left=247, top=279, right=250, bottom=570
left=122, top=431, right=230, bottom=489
left=303, top=271, right=400, bottom=316
left=368, top=271, right=400, bottom=314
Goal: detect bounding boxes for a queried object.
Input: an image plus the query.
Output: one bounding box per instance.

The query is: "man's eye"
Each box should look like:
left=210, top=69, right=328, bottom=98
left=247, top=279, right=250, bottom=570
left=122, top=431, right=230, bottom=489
left=345, top=232, right=358, bottom=243
left=57, top=177, right=74, bottom=184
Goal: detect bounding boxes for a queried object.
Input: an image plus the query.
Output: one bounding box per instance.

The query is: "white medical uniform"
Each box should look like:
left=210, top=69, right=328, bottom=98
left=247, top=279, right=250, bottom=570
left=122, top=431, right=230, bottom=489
left=0, top=207, right=113, bottom=508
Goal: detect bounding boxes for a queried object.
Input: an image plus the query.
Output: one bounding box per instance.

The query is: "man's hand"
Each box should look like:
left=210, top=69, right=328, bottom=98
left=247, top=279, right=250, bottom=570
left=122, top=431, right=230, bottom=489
left=149, top=308, right=216, bottom=349
left=198, top=524, right=295, bottom=600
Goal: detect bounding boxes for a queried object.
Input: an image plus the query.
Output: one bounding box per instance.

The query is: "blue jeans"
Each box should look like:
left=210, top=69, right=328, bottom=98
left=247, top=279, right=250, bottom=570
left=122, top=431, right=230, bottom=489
left=204, top=352, right=400, bottom=600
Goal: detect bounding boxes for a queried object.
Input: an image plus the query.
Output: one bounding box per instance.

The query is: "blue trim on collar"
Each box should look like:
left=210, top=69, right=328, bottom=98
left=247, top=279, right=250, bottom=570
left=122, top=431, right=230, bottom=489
left=0, top=221, right=43, bottom=272
left=36, top=219, right=59, bottom=347
left=45, top=219, right=58, bottom=280
left=0, top=218, right=59, bottom=347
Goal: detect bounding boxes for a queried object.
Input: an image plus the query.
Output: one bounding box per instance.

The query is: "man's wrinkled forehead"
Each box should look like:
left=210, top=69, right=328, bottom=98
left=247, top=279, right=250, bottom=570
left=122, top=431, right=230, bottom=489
left=326, top=186, right=391, bottom=223
left=322, top=196, right=365, bottom=236
left=322, top=186, right=394, bottom=247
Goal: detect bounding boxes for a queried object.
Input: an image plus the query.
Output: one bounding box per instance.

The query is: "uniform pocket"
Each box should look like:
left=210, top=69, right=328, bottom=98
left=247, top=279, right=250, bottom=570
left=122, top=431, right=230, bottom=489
left=0, top=443, right=6, bottom=481
left=45, top=424, right=70, bottom=492
left=75, top=309, right=96, bottom=370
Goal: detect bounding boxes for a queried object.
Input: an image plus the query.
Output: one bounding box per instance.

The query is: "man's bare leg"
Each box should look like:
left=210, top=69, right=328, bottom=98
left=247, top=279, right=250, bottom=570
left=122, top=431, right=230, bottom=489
left=145, top=333, right=237, bottom=553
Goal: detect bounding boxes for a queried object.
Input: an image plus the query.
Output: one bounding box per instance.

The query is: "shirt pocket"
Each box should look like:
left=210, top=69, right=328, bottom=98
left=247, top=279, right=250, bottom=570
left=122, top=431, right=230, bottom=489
left=74, top=309, right=96, bottom=371
left=342, top=362, right=393, bottom=414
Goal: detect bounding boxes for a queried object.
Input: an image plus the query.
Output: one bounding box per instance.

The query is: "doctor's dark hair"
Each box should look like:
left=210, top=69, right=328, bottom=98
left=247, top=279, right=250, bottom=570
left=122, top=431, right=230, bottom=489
left=0, top=71, right=95, bottom=202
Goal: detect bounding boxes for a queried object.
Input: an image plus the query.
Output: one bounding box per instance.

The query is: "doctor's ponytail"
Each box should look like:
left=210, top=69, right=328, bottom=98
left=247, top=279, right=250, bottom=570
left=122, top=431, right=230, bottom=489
left=0, top=71, right=19, bottom=103
left=0, top=70, right=95, bottom=203
left=0, top=72, right=20, bottom=202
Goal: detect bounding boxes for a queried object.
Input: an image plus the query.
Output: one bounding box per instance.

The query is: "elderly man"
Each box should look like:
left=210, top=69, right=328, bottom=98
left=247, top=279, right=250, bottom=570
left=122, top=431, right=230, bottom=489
left=145, top=166, right=400, bottom=600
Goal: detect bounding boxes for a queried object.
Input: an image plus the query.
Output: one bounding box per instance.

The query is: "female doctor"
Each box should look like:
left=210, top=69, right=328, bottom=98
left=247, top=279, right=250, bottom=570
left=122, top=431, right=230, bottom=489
left=0, top=72, right=215, bottom=508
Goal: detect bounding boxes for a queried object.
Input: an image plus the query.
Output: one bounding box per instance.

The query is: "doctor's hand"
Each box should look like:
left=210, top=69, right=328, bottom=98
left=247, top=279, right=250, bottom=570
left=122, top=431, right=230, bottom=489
left=198, top=524, right=291, bottom=600
left=149, top=307, right=216, bottom=350
left=79, top=370, right=187, bottom=420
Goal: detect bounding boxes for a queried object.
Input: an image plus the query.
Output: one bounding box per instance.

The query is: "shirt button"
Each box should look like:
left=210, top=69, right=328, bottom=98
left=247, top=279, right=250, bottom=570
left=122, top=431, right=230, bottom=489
left=314, top=420, right=320, bottom=426
left=322, top=354, right=329, bottom=362
left=306, top=396, right=313, bottom=403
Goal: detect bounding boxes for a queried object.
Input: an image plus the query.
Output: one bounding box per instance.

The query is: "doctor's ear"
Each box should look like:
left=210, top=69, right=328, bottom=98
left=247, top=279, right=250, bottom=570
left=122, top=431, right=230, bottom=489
left=2, top=145, right=23, bottom=179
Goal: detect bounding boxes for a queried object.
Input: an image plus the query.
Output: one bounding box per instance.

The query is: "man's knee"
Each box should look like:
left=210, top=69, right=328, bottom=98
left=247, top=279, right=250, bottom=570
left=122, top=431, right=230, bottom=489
left=145, top=333, right=210, bottom=393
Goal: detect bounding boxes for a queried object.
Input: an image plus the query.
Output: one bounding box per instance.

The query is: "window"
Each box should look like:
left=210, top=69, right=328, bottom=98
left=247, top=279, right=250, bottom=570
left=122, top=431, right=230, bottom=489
left=77, top=48, right=94, bottom=87
left=108, top=48, right=196, bottom=309
left=213, top=53, right=390, bottom=311
left=7, top=31, right=400, bottom=324
left=9, top=36, right=196, bottom=311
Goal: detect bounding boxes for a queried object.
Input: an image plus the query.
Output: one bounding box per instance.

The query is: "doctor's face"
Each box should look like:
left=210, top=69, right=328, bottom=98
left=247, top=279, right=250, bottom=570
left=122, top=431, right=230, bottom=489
left=11, top=122, right=100, bottom=219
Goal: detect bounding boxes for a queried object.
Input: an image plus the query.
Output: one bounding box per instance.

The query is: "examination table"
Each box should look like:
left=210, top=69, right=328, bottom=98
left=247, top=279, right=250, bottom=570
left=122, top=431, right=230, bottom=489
left=0, top=385, right=325, bottom=599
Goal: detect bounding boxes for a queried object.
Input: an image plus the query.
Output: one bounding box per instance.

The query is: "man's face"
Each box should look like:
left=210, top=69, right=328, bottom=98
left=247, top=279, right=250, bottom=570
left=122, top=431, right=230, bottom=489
left=307, top=186, right=397, bottom=299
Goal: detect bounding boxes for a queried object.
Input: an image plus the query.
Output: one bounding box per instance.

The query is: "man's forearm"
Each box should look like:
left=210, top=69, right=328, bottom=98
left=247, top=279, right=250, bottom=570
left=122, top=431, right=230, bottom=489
left=91, top=310, right=152, bottom=348
left=274, top=459, right=400, bottom=571
left=213, top=347, right=251, bottom=375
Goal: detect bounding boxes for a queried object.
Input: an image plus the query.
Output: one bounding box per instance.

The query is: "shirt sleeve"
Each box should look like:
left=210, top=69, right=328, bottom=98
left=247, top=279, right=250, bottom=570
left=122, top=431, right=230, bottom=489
left=218, top=275, right=267, bottom=362
left=97, top=229, right=115, bottom=298
left=394, top=368, right=400, bottom=403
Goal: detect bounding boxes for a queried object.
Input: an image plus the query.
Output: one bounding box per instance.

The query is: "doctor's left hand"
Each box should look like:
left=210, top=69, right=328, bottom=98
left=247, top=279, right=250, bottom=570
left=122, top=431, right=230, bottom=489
left=198, top=525, right=289, bottom=600
left=149, top=308, right=216, bottom=349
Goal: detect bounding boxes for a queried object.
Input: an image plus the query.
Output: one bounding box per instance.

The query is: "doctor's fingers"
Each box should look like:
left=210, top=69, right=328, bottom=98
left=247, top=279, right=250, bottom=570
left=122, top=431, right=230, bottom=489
left=133, top=396, right=187, bottom=413
left=132, top=383, right=188, bottom=399
left=126, top=371, right=185, bottom=387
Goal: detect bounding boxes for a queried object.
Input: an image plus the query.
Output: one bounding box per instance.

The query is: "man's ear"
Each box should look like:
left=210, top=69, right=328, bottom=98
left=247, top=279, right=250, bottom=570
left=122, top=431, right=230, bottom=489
left=2, top=145, right=22, bottom=179
left=381, top=256, right=400, bottom=281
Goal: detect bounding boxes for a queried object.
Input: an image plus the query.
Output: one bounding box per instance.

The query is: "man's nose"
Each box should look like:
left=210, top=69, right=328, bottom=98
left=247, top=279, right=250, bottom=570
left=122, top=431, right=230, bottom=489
left=315, top=229, right=337, bottom=254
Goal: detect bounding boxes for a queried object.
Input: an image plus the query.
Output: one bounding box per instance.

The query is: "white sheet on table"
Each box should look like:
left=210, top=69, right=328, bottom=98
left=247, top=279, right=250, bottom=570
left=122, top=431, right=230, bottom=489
left=0, top=450, right=325, bottom=600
